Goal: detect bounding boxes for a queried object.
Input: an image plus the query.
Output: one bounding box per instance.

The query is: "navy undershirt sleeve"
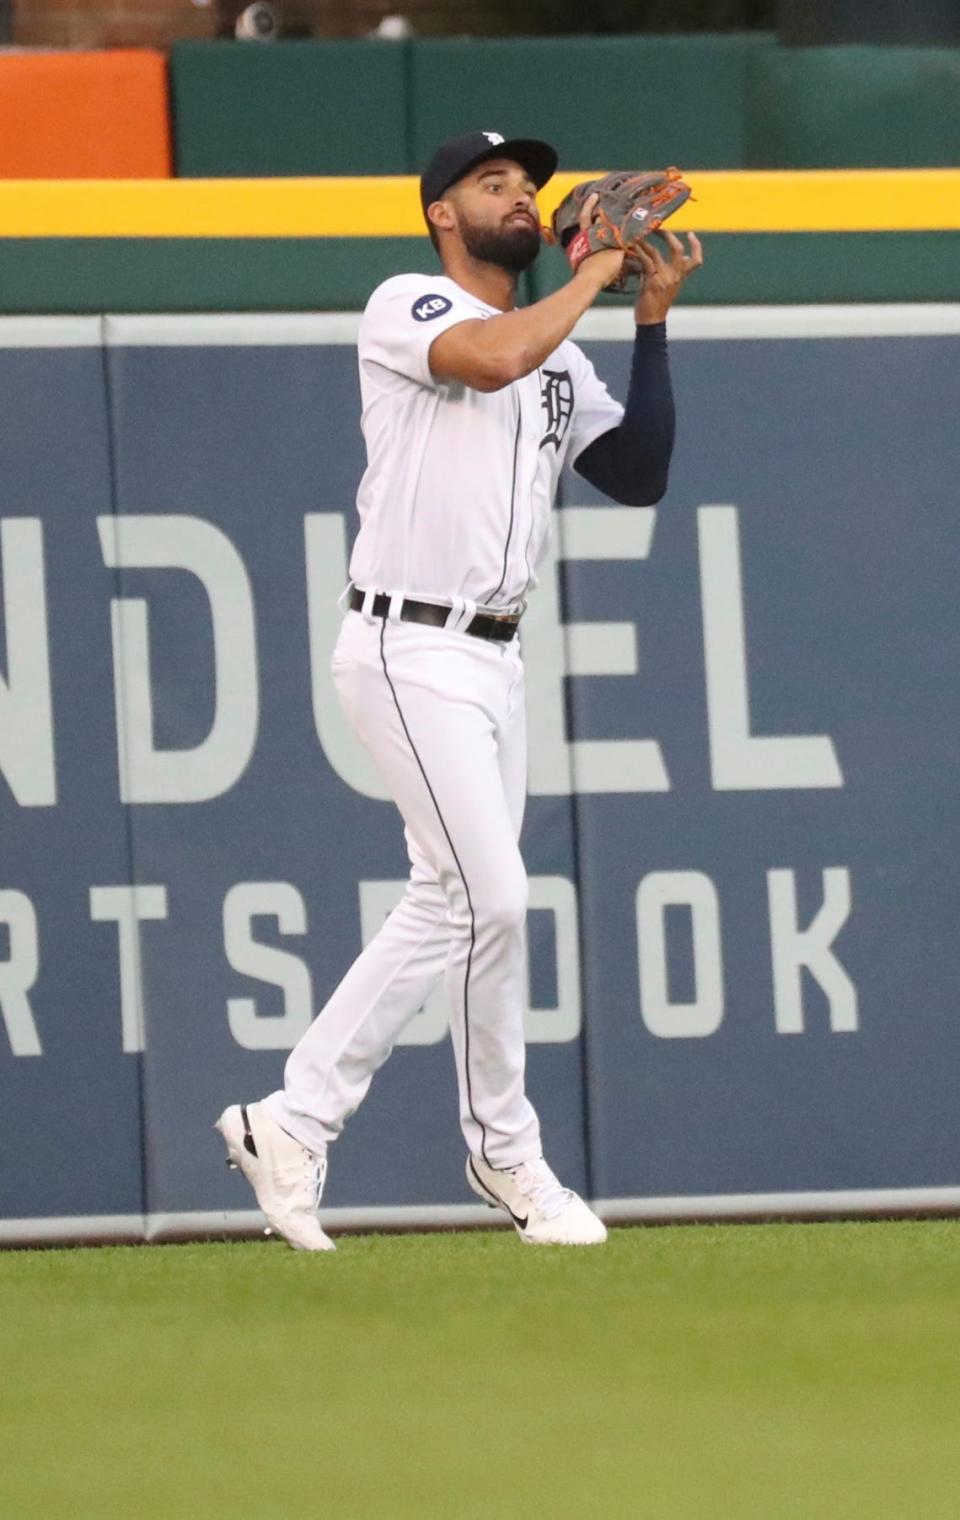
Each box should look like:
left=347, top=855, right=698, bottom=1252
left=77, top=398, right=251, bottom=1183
left=573, top=322, right=675, bottom=506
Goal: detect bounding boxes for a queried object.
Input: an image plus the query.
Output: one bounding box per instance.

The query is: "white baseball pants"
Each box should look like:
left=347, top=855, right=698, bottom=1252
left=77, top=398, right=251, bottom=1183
left=264, top=607, right=543, bottom=1169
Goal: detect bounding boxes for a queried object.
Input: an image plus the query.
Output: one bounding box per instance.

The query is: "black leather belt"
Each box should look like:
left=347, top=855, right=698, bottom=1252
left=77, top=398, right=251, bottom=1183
left=348, top=588, right=521, bottom=643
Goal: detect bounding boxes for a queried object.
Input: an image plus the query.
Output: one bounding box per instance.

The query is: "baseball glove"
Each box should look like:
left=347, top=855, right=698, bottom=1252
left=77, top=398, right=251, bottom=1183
left=546, top=168, right=692, bottom=292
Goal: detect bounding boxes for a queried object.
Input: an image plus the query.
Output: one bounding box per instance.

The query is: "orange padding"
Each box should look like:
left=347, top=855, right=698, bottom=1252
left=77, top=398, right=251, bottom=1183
left=0, top=51, right=171, bottom=178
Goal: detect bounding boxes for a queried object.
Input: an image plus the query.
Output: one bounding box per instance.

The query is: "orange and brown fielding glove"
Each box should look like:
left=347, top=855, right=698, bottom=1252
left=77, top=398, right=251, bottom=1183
left=547, top=168, right=692, bottom=292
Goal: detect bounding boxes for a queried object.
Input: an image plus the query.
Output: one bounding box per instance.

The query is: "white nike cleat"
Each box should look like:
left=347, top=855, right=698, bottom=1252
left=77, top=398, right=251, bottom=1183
left=216, top=1101, right=335, bottom=1252
left=466, top=1154, right=608, bottom=1246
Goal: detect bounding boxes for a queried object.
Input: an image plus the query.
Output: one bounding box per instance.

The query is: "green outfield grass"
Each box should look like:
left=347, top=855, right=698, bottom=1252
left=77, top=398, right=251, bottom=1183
left=2, top=1221, right=960, bottom=1518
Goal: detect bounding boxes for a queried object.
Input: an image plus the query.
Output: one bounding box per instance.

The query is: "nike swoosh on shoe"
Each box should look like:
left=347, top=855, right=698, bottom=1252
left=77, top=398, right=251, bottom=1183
left=468, top=1158, right=528, bottom=1230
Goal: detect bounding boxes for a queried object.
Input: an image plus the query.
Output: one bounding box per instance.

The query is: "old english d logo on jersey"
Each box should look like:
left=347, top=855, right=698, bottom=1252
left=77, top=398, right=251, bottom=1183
left=354, top=272, right=624, bottom=607
left=540, top=369, right=573, bottom=450
left=412, top=294, right=453, bottom=322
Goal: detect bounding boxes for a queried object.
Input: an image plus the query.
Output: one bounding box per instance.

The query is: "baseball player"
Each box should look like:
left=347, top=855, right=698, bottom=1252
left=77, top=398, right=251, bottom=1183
left=218, top=131, right=702, bottom=1249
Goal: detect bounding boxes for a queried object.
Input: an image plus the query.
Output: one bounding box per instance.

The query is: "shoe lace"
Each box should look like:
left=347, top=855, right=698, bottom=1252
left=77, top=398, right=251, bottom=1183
left=508, top=1159, right=575, bottom=1221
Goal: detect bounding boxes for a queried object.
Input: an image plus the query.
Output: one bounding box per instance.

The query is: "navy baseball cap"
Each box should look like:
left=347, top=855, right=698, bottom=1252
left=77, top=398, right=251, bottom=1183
left=419, top=131, right=558, bottom=216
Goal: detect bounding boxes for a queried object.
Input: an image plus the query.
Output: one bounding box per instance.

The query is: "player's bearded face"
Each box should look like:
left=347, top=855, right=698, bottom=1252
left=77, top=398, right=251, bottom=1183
left=453, top=202, right=541, bottom=273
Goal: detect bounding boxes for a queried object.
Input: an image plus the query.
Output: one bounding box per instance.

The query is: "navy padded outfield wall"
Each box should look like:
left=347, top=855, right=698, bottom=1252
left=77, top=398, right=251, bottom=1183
left=0, top=306, right=958, bottom=1243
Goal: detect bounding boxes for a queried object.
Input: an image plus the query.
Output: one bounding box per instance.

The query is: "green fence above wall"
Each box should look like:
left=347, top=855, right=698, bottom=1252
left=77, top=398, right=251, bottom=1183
left=169, top=35, right=960, bottom=178
left=406, top=35, right=765, bottom=170
left=170, top=35, right=764, bottom=176
left=171, top=40, right=411, bottom=176
left=747, top=45, right=960, bottom=167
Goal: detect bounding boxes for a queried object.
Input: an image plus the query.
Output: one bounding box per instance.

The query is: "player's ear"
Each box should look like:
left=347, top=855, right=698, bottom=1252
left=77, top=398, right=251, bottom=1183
left=427, top=198, right=456, bottom=237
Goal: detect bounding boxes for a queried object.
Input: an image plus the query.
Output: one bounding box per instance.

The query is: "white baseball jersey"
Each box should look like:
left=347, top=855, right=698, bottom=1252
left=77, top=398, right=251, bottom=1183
left=349, top=272, right=624, bottom=611
left=266, top=270, right=629, bottom=1179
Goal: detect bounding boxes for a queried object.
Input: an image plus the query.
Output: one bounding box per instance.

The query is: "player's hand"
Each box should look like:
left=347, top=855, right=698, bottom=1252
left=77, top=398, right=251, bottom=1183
left=633, top=230, right=703, bottom=324
left=571, top=190, right=624, bottom=293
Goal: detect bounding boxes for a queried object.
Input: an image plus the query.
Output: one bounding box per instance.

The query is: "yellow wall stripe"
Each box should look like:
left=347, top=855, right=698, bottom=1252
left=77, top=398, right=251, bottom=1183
left=0, top=170, right=958, bottom=237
